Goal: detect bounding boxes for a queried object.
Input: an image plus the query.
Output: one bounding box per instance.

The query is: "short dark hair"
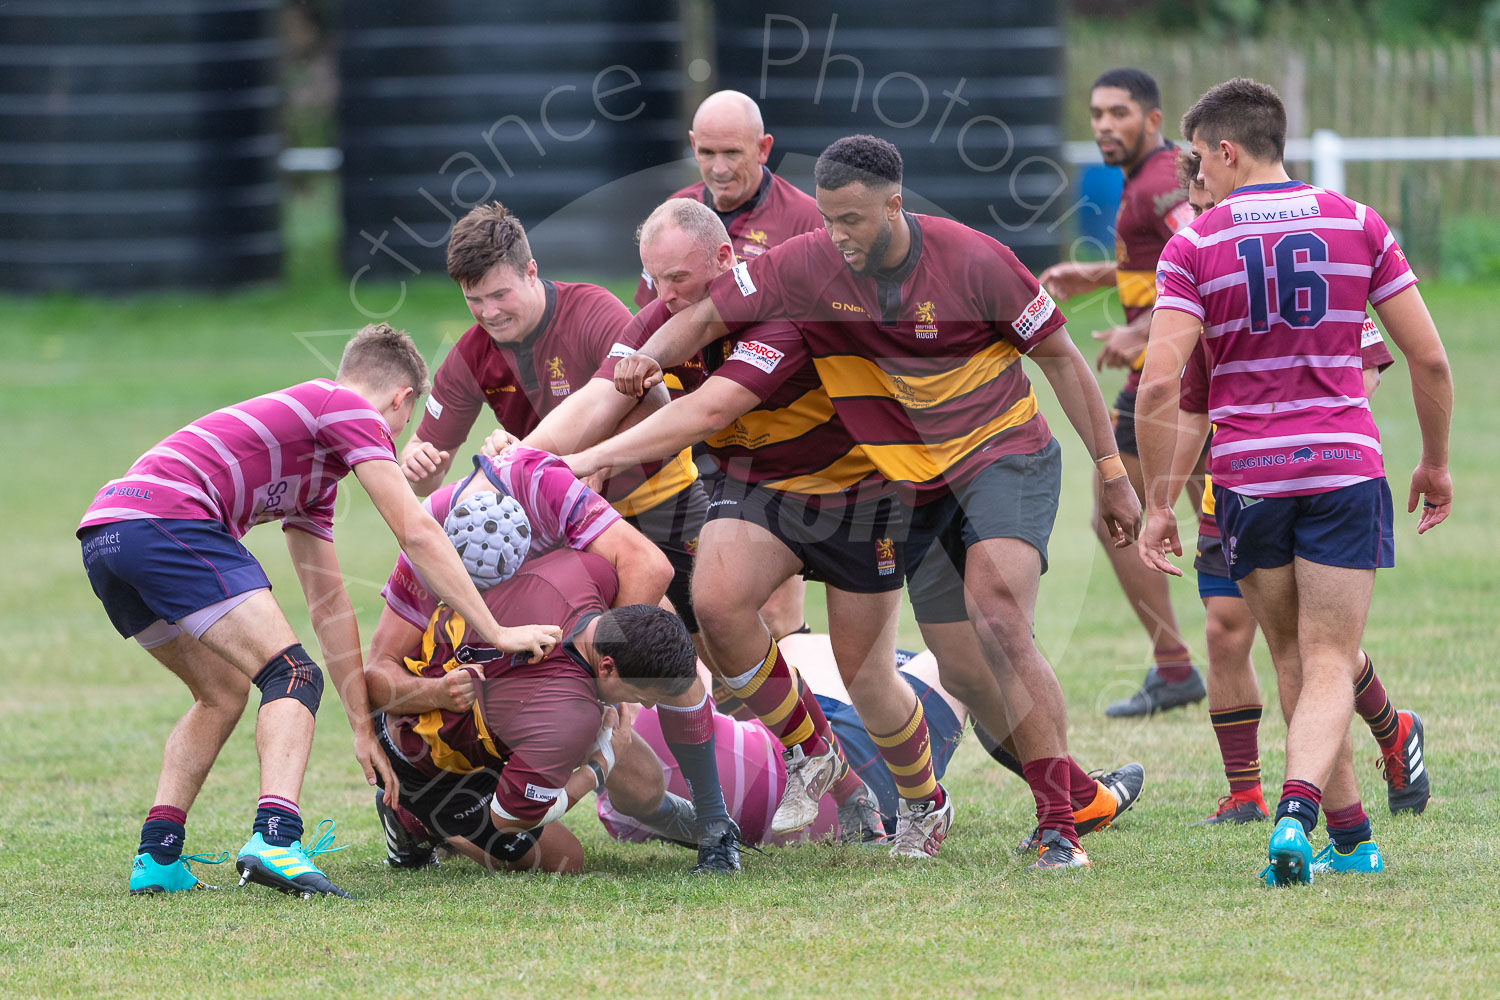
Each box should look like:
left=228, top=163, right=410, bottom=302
left=594, top=605, right=696, bottom=697
left=337, top=323, right=430, bottom=397
left=446, top=201, right=533, bottom=287
left=1175, top=149, right=1202, bottom=189
left=1180, top=77, right=1286, bottom=164
left=814, top=134, right=903, bottom=191
left=1092, top=68, right=1161, bottom=112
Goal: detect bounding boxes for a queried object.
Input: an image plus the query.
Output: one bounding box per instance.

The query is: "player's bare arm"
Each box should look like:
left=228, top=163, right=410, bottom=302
left=1167, top=408, right=1211, bottom=508
left=1134, top=307, right=1203, bottom=575
left=398, top=435, right=454, bottom=496
left=284, top=526, right=399, bottom=802
left=1039, top=259, right=1118, bottom=301
left=1372, top=285, right=1454, bottom=533
left=521, top=376, right=642, bottom=455
left=363, top=604, right=475, bottom=717
left=1027, top=327, right=1142, bottom=545
left=569, top=376, right=760, bottom=478
left=614, top=296, right=729, bottom=397
left=354, top=458, right=562, bottom=659
left=583, top=521, right=675, bottom=609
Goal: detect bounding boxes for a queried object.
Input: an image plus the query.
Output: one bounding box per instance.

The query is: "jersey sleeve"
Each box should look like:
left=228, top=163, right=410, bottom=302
left=1364, top=205, right=1418, bottom=305
left=282, top=485, right=338, bottom=541
left=1359, top=316, right=1396, bottom=372
left=573, top=286, right=634, bottom=365
left=713, top=321, right=809, bottom=401
left=591, top=305, right=658, bottom=381
left=379, top=487, right=452, bottom=628
left=1179, top=338, right=1211, bottom=414
left=487, top=692, right=601, bottom=828
left=1154, top=233, right=1204, bottom=320
left=414, top=341, right=486, bottom=451
left=501, top=447, right=622, bottom=551
left=708, top=243, right=799, bottom=333
left=975, top=238, right=1067, bottom=353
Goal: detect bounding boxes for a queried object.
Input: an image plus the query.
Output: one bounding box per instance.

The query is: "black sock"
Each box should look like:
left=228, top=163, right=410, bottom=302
left=253, top=803, right=303, bottom=847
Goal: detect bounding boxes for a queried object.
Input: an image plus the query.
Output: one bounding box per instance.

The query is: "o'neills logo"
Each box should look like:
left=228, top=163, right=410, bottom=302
left=913, top=300, right=937, bottom=340
left=728, top=339, right=784, bottom=374
left=875, top=537, right=896, bottom=576
left=547, top=356, right=571, bottom=397
left=1011, top=288, right=1056, bottom=341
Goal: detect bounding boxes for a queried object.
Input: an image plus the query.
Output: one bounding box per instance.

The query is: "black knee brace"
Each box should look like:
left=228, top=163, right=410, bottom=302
left=474, top=826, right=539, bottom=865
left=252, top=643, right=324, bottom=716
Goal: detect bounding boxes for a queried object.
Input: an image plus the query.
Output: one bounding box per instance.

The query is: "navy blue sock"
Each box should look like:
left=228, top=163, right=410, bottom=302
left=1275, top=778, right=1322, bottom=836
left=664, top=734, right=732, bottom=838
left=139, top=805, right=188, bottom=865
left=1325, top=803, right=1373, bottom=851
left=253, top=802, right=303, bottom=848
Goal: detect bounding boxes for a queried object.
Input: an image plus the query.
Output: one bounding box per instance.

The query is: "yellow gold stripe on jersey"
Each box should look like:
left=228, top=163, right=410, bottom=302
left=1202, top=473, right=1216, bottom=516
left=813, top=341, right=1023, bottom=410
left=1116, top=269, right=1157, bottom=308
left=413, top=709, right=481, bottom=774
left=858, top=390, right=1039, bottom=485
left=706, top=389, right=836, bottom=450
left=609, top=448, right=699, bottom=518
left=762, top=446, right=879, bottom=495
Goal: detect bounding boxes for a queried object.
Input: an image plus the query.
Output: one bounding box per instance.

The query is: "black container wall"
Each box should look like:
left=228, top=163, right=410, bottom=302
left=715, top=1, right=1066, bottom=272
left=339, top=1, right=683, bottom=283
left=0, top=0, right=282, bottom=293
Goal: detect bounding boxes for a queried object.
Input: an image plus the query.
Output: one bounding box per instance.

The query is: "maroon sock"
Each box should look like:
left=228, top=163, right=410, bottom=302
left=1154, top=640, right=1194, bottom=684
left=1352, top=652, right=1400, bottom=754
left=1067, top=758, right=1097, bottom=811
left=1209, top=703, right=1263, bottom=797
left=1022, top=756, right=1079, bottom=847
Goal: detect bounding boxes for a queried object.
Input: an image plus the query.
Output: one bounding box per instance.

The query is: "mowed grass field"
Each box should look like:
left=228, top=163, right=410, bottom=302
left=1, top=271, right=1497, bottom=998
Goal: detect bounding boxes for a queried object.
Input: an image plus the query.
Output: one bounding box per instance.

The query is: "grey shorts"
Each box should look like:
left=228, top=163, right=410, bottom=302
left=903, top=438, right=1062, bottom=624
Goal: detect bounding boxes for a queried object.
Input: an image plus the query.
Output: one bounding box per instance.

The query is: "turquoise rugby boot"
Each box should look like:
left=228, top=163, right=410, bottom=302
left=1260, top=816, right=1314, bottom=887
left=236, top=819, right=353, bottom=899
left=129, top=851, right=231, bottom=894
left=1311, top=840, right=1385, bottom=875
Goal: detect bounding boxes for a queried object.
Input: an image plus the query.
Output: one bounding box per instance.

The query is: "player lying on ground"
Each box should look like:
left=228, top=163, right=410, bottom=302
left=368, top=548, right=698, bottom=874
left=78, top=324, right=560, bottom=898
left=599, top=633, right=1146, bottom=851
left=1165, top=157, right=1430, bottom=830
left=366, top=445, right=741, bottom=871
left=1137, top=78, right=1451, bottom=886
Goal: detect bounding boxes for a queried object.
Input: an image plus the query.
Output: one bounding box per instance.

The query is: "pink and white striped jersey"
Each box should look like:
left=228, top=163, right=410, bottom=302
left=1156, top=181, right=1416, bottom=497
left=380, top=446, right=621, bottom=629
left=78, top=379, right=395, bottom=542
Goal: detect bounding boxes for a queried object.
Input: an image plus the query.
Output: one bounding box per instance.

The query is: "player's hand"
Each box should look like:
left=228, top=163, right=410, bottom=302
left=1408, top=462, right=1452, bottom=534
left=613, top=354, right=664, bottom=398
left=563, top=449, right=605, bottom=480
left=591, top=706, right=621, bottom=777
left=1040, top=261, right=1108, bottom=301
left=616, top=701, right=641, bottom=735
left=353, top=726, right=400, bottom=807
left=438, top=666, right=478, bottom=713
left=1099, top=474, right=1142, bottom=547
left=400, top=441, right=450, bottom=484
left=479, top=428, right=520, bottom=458
left=489, top=623, right=563, bottom=663
left=1137, top=505, right=1183, bottom=576
left=1093, top=325, right=1148, bottom=371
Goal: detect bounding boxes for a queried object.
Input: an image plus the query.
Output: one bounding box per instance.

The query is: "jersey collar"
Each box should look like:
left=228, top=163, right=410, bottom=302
left=1125, top=138, right=1177, bottom=180
left=562, top=612, right=600, bottom=678
left=1227, top=180, right=1307, bottom=198
left=705, top=165, right=773, bottom=229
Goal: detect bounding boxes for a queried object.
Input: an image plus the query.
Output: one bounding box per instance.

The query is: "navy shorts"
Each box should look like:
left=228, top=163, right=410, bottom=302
left=704, top=478, right=905, bottom=594
left=904, top=439, right=1062, bottom=623
left=1215, top=478, right=1395, bottom=582
left=1112, top=386, right=1138, bottom=457
left=80, top=519, right=271, bottom=639
left=817, top=671, right=964, bottom=832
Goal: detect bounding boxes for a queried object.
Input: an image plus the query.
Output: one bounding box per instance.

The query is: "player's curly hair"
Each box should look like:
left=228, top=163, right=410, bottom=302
left=593, top=605, right=696, bottom=696
left=337, top=322, right=430, bottom=397
left=447, top=201, right=533, bottom=287
left=814, top=134, right=903, bottom=191
left=1181, top=77, right=1286, bottom=164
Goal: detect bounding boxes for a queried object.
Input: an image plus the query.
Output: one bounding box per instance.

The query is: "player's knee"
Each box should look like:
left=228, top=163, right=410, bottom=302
left=477, top=827, right=540, bottom=865
left=251, top=643, right=324, bottom=716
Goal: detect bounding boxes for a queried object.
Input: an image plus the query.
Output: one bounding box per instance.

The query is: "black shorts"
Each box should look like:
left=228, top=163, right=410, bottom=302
left=375, top=715, right=538, bottom=863
left=625, top=481, right=709, bottom=633
left=904, top=439, right=1062, bottom=624
left=1112, top=386, right=1138, bottom=457
left=705, top=478, right=905, bottom=594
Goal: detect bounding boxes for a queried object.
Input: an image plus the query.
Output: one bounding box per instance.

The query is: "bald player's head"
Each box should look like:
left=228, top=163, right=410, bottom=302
left=636, top=198, right=733, bottom=315
left=689, top=90, right=774, bottom=213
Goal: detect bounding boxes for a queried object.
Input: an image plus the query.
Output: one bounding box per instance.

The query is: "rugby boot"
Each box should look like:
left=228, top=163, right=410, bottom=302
left=374, top=790, right=438, bottom=870
left=1016, top=762, right=1145, bottom=852
left=770, top=742, right=841, bottom=835
left=889, top=786, right=953, bottom=859
left=1260, top=817, right=1314, bottom=887
left=691, top=819, right=744, bottom=875
left=237, top=819, right=353, bottom=898
left=1311, top=840, right=1385, bottom=875
left=1026, top=829, right=1091, bottom=872
left=835, top=777, right=886, bottom=845
left=1106, top=666, right=1207, bottom=718
left=129, top=851, right=231, bottom=894
left=639, top=791, right=699, bottom=849
left=1191, top=792, right=1270, bottom=826
left=1378, top=710, right=1431, bottom=815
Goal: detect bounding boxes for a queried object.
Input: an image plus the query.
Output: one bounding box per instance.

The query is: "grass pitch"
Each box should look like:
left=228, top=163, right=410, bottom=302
left=1, top=277, right=1497, bottom=998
